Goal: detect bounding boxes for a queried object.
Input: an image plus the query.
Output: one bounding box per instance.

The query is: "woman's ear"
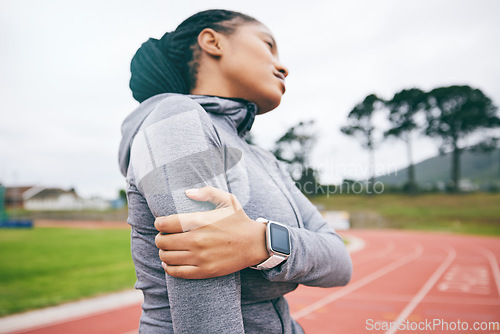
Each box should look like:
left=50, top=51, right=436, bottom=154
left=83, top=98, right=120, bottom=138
left=197, top=28, right=224, bottom=57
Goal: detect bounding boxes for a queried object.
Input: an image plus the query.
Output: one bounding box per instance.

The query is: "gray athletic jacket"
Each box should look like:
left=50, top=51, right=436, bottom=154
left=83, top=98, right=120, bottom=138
left=118, top=93, right=352, bottom=333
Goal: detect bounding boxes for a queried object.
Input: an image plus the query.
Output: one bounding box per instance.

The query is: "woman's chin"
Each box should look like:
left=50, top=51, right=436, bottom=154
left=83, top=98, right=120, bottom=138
left=256, top=95, right=282, bottom=114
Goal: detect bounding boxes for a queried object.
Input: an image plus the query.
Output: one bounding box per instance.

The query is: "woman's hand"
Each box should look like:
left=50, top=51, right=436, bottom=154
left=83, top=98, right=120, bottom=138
left=154, top=186, right=269, bottom=279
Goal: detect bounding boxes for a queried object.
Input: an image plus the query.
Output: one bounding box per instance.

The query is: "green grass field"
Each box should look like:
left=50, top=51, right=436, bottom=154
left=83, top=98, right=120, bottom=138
left=311, top=192, right=500, bottom=235
left=0, top=228, right=136, bottom=317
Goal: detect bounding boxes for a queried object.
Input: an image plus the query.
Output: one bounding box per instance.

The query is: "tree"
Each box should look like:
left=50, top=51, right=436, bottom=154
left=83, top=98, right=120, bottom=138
left=470, top=136, right=500, bottom=191
left=470, top=136, right=499, bottom=153
left=272, top=120, right=319, bottom=195
left=425, top=85, right=500, bottom=192
left=119, top=189, right=127, bottom=203
left=296, top=167, right=322, bottom=196
left=0, top=183, right=7, bottom=221
left=244, top=131, right=256, bottom=145
left=384, top=88, right=427, bottom=193
left=341, top=94, right=385, bottom=192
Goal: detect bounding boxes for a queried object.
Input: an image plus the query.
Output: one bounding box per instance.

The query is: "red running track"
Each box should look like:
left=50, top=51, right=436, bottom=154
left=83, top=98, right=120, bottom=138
left=7, top=230, right=500, bottom=334
left=289, top=230, right=500, bottom=334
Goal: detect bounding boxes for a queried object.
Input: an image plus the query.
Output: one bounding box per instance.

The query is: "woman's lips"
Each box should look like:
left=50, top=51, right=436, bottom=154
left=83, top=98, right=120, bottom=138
left=274, top=73, right=286, bottom=93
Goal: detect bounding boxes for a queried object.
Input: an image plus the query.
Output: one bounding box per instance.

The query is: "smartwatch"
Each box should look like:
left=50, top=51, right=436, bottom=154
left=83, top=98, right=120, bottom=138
left=250, top=218, right=291, bottom=270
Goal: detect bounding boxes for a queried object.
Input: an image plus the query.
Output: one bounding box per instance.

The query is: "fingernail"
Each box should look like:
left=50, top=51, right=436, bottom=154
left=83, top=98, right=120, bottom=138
left=161, top=262, right=167, bottom=269
left=185, top=188, right=199, bottom=196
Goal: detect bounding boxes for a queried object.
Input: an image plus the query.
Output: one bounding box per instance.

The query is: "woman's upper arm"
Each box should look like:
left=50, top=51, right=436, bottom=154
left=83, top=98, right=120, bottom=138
left=128, top=95, right=245, bottom=333
left=130, top=95, right=229, bottom=216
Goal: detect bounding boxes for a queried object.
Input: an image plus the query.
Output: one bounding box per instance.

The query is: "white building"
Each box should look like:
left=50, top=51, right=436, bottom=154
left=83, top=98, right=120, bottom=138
left=22, top=187, right=110, bottom=211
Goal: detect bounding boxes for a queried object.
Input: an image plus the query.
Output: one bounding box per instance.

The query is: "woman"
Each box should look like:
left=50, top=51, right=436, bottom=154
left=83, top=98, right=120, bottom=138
left=118, top=9, right=352, bottom=333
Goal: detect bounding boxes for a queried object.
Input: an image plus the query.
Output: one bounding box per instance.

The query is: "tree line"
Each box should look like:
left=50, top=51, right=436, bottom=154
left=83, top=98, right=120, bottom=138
left=261, top=85, right=499, bottom=195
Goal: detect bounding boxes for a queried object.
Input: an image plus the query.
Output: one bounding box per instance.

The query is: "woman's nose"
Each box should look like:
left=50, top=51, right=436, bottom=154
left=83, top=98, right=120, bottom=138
left=276, top=61, right=289, bottom=78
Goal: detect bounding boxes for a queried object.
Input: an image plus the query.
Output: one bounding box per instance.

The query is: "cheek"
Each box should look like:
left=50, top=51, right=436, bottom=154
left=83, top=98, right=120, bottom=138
left=238, top=43, right=272, bottom=67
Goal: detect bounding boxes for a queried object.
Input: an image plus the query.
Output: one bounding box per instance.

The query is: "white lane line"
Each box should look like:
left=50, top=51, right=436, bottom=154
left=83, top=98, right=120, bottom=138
left=292, top=243, right=424, bottom=320
left=478, top=246, right=500, bottom=297
left=338, top=292, right=500, bottom=305
left=385, top=244, right=456, bottom=334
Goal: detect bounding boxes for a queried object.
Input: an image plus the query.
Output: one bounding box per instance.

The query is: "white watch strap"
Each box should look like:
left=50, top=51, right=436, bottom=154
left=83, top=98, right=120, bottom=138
left=253, top=254, right=287, bottom=270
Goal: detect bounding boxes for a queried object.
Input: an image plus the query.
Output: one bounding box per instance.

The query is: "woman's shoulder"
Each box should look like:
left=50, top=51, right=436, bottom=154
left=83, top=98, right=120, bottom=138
left=143, top=93, right=210, bottom=125
left=137, top=94, right=221, bottom=138
left=136, top=94, right=222, bottom=149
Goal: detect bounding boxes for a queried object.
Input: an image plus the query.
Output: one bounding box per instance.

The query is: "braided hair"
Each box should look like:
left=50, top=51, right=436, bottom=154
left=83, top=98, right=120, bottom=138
left=130, top=9, right=258, bottom=103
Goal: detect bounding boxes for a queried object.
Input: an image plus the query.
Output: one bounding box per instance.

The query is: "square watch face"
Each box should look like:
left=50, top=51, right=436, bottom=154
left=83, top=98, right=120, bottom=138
left=269, top=222, right=290, bottom=255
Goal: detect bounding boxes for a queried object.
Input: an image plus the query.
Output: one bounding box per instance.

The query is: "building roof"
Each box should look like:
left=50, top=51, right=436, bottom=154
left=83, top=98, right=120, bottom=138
left=5, top=186, right=33, bottom=199
left=23, top=187, right=79, bottom=201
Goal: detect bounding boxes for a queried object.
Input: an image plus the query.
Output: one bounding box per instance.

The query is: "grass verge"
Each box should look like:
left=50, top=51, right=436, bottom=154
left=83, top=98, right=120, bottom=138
left=0, top=227, right=136, bottom=317
left=311, top=192, right=500, bottom=236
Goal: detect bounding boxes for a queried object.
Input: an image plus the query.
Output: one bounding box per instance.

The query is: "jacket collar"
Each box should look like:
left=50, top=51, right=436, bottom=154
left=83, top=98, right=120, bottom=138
left=188, top=95, right=258, bottom=138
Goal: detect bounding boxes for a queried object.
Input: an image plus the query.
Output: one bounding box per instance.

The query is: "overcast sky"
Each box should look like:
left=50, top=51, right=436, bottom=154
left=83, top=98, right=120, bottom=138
left=1, top=0, right=499, bottom=199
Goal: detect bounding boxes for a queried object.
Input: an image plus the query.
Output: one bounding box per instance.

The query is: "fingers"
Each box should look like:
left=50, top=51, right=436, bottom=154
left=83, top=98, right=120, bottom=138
left=159, top=250, right=196, bottom=266
left=155, top=232, right=189, bottom=251
left=155, top=215, right=183, bottom=233
left=155, top=187, right=242, bottom=233
left=156, top=207, right=241, bottom=233
left=163, top=264, right=204, bottom=280
left=185, top=186, right=242, bottom=211
left=156, top=211, right=214, bottom=233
